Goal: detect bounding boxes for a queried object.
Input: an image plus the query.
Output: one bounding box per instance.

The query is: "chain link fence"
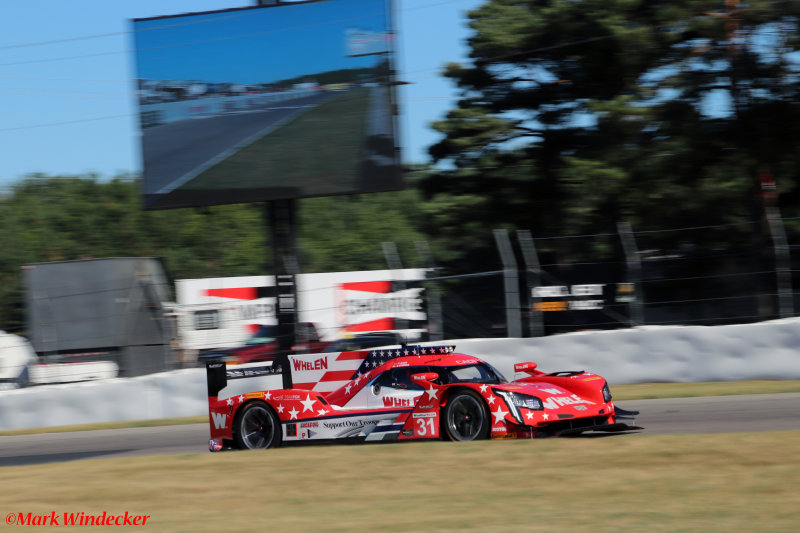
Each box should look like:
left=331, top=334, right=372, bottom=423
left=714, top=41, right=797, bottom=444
left=412, top=215, right=800, bottom=339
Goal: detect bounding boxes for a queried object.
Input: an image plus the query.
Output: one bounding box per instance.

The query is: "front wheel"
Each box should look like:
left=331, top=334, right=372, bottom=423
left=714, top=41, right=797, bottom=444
left=442, top=390, right=490, bottom=441
left=233, top=402, right=282, bottom=450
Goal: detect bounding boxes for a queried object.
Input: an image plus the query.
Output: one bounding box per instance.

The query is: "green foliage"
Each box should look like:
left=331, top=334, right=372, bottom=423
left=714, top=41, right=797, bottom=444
left=0, top=175, right=423, bottom=332
left=420, top=0, right=800, bottom=266
left=298, top=187, right=426, bottom=272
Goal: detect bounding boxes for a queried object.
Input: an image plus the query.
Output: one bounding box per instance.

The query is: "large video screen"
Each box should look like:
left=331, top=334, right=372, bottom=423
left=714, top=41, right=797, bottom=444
left=132, top=0, right=401, bottom=210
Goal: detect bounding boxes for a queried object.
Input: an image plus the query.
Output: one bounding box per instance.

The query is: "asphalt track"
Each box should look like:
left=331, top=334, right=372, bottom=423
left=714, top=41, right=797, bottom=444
left=2, top=393, right=799, bottom=467
left=141, top=91, right=335, bottom=195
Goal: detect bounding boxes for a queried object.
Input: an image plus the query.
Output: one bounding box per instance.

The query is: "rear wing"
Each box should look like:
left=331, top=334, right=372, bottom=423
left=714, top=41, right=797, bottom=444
left=205, top=345, right=457, bottom=398
left=205, top=360, right=282, bottom=398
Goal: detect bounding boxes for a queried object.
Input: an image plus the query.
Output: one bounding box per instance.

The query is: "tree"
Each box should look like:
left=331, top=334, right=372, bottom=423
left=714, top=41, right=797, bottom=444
left=0, top=175, right=424, bottom=332
left=419, top=0, right=800, bottom=267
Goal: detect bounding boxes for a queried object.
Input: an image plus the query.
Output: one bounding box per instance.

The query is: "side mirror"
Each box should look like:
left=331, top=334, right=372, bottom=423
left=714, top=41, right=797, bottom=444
left=411, top=372, right=439, bottom=386
left=514, top=362, right=543, bottom=376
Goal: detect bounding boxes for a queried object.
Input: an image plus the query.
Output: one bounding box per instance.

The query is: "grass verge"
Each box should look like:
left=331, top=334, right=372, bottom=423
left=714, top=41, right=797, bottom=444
left=2, top=432, right=799, bottom=532
left=0, top=417, right=207, bottom=437
left=610, top=379, right=800, bottom=400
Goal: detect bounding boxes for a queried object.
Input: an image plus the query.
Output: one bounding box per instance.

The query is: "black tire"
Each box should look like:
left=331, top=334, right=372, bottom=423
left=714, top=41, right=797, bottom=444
left=442, top=389, right=490, bottom=441
left=233, top=402, right=282, bottom=450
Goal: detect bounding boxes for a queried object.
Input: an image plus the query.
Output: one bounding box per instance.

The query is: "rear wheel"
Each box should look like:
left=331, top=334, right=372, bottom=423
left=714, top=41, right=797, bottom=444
left=233, top=402, right=281, bottom=450
left=443, top=390, right=490, bottom=441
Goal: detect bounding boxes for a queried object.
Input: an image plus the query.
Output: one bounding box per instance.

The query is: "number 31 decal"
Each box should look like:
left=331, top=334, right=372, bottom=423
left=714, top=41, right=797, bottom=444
left=415, top=416, right=438, bottom=437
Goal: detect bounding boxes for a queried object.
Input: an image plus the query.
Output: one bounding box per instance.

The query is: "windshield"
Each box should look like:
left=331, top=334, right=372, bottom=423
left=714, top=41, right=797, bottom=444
left=443, top=363, right=506, bottom=385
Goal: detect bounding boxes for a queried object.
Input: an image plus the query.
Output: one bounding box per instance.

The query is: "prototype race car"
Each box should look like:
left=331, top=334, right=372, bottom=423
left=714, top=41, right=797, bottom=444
left=206, top=345, right=641, bottom=450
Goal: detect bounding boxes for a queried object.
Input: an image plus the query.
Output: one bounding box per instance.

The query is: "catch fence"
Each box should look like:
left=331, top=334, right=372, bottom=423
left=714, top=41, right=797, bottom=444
left=412, top=215, right=800, bottom=339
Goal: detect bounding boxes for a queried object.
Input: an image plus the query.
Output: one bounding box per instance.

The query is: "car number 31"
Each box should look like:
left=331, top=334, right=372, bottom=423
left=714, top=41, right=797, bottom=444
left=416, top=416, right=437, bottom=437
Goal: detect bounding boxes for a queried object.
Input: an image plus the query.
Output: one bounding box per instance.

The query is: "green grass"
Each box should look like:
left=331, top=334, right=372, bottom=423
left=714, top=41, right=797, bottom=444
left=610, top=379, right=800, bottom=400
left=3, top=433, right=800, bottom=532
left=0, top=416, right=207, bottom=437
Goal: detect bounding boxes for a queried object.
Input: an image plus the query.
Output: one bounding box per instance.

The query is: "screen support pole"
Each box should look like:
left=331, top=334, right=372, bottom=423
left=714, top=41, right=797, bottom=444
left=267, top=199, right=298, bottom=389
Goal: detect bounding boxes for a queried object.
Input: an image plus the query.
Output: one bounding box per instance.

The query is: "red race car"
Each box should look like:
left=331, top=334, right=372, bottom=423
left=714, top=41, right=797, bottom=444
left=205, top=345, right=641, bottom=450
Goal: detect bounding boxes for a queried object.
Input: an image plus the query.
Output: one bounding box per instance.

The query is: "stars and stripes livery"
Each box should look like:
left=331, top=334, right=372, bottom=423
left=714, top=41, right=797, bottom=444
left=291, top=345, right=456, bottom=392
left=205, top=344, right=641, bottom=451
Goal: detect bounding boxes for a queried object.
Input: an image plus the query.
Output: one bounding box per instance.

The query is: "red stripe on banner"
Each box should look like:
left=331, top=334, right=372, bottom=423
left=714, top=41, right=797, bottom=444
left=318, top=370, right=357, bottom=382
left=204, top=287, right=258, bottom=300
left=293, top=382, right=315, bottom=390
left=335, top=350, right=371, bottom=360
left=338, top=280, right=392, bottom=293
left=345, top=317, right=395, bottom=333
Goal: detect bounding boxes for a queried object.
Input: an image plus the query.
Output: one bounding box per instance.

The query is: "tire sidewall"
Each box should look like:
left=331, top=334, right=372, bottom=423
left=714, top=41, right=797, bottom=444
left=233, top=401, right=282, bottom=450
left=442, top=388, right=490, bottom=441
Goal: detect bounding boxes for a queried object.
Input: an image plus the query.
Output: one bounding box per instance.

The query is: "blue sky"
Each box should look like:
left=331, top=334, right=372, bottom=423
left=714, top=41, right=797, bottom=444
left=134, top=0, right=386, bottom=83
left=0, top=0, right=482, bottom=187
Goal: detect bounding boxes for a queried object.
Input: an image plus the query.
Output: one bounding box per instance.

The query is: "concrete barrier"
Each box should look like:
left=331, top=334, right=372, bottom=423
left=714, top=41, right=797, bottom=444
left=454, top=317, right=800, bottom=384
left=2, top=318, right=799, bottom=430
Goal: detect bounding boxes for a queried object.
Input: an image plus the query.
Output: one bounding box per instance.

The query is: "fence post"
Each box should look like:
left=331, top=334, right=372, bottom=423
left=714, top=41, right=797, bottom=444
left=382, top=242, right=407, bottom=333
left=493, top=229, right=522, bottom=338
left=617, top=221, right=644, bottom=326
left=414, top=241, right=444, bottom=341
left=516, top=230, right=544, bottom=337
left=765, top=206, right=794, bottom=318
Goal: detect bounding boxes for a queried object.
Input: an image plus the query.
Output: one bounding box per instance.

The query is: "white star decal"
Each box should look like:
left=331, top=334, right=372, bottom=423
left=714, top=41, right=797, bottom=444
left=425, top=384, right=438, bottom=400
left=289, top=407, right=299, bottom=420
left=238, top=395, right=245, bottom=403
left=264, top=391, right=271, bottom=400
left=479, top=384, right=488, bottom=393
left=542, top=414, right=549, bottom=420
left=492, top=406, right=508, bottom=424
left=300, top=395, right=316, bottom=412
left=395, top=350, right=401, bottom=356
left=277, top=404, right=284, bottom=413
left=345, top=383, right=352, bottom=394
left=526, top=411, right=535, bottom=420
left=317, top=408, right=327, bottom=416
left=487, top=395, right=496, bottom=405
left=226, top=398, right=233, bottom=406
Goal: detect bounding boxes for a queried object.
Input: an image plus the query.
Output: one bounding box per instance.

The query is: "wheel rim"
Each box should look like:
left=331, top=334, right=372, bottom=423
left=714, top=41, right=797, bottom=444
left=240, top=405, right=276, bottom=449
left=447, top=394, right=484, bottom=440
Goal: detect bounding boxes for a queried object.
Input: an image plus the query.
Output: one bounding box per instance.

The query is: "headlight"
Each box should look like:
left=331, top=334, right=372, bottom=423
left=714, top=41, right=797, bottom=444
left=505, top=392, right=544, bottom=410
left=495, top=390, right=543, bottom=423
left=602, top=383, right=612, bottom=403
